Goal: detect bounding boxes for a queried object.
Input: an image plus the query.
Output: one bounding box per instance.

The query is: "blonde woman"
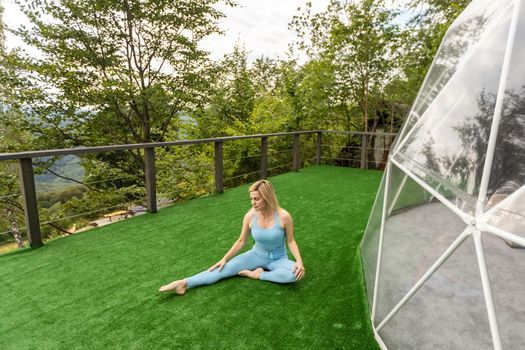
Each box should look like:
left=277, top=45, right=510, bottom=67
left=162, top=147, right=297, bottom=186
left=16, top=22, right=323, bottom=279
left=159, top=179, right=305, bottom=295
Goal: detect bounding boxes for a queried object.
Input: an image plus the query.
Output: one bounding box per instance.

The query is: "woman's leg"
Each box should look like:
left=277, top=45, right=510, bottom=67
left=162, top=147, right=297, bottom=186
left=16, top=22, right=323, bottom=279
left=260, top=257, right=297, bottom=284
left=185, top=250, right=264, bottom=289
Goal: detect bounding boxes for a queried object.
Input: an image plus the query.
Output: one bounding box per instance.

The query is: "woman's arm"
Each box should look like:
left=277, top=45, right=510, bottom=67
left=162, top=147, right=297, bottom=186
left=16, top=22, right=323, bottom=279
left=282, top=210, right=305, bottom=280
left=208, top=211, right=253, bottom=272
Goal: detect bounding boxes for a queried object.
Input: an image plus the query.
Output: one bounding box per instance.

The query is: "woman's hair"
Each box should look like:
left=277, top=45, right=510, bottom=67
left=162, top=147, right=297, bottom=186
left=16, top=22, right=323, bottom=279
left=249, top=180, right=280, bottom=215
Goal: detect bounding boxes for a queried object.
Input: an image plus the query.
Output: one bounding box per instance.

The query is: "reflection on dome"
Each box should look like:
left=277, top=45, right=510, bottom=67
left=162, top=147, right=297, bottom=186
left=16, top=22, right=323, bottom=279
left=361, top=0, right=525, bottom=349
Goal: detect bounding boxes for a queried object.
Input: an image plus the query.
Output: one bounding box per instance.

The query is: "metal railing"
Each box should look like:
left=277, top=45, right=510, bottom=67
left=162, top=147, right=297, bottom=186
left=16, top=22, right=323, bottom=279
left=0, top=130, right=397, bottom=248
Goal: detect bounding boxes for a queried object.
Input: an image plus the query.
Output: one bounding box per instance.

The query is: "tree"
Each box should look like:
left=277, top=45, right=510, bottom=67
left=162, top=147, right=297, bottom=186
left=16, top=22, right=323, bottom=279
left=0, top=3, right=25, bottom=246
left=291, top=0, right=401, bottom=133
left=413, top=86, right=525, bottom=214
left=398, top=0, right=472, bottom=107
left=410, top=0, right=471, bottom=25
left=191, top=45, right=257, bottom=138
left=1, top=0, right=230, bottom=183
left=0, top=0, right=236, bottom=240
left=0, top=109, right=31, bottom=246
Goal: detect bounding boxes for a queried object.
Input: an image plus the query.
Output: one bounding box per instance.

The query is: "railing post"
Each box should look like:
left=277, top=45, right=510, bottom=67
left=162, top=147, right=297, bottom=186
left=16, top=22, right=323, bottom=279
left=260, top=136, right=268, bottom=179
left=292, top=134, right=300, bottom=171
left=144, top=147, right=157, bottom=213
left=316, top=132, right=321, bottom=165
left=360, top=134, right=368, bottom=169
left=18, top=158, right=43, bottom=248
left=215, top=141, right=224, bottom=193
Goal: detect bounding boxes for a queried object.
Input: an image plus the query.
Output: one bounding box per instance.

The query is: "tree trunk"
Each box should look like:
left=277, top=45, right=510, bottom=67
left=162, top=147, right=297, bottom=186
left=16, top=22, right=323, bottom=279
left=364, top=72, right=369, bottom=133
left=6, top=208, right=24, bottom=248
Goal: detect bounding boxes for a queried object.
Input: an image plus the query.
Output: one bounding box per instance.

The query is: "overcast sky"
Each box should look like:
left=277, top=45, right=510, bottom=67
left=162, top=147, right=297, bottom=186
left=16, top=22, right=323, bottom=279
left=2, top=0, right=331, bottom=62
left=200, top=0, right=331, bottom=61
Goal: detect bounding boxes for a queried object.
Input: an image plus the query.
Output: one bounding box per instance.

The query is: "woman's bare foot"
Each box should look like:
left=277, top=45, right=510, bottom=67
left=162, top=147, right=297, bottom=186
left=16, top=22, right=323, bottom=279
left=159, top=279, right=187, bottom=295
left=238, top=267, right=264, bottom=280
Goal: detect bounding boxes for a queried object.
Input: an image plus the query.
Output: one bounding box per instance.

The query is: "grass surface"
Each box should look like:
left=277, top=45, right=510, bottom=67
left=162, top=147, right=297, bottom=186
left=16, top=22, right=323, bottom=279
left=0, top=165, right=382, bottom=350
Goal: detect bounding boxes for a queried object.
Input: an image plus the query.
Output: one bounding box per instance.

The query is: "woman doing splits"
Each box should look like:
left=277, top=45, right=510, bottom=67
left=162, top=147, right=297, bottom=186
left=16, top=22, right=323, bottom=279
left=159, top=179, right=305, bottom=295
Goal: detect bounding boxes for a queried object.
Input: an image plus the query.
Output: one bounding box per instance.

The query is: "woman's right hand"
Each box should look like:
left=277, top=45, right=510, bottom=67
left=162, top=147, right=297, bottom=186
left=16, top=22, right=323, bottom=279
left=208, top=258, right=227, bottom=272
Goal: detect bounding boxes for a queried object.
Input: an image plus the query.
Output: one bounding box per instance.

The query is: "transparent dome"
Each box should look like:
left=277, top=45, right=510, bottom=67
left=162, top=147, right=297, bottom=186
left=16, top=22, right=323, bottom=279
left=361, top=0, right=525, bottom=348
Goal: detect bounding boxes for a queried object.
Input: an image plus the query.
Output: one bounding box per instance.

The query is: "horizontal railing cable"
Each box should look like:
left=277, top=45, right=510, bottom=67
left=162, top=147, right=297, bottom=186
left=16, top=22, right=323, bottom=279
left=323, top=130, right=397, bottom=136
left=34, top=174, right=144, bottom=194
left=267, top=163, right=294, bottom=172
left=320, top=145, right=358, bottom=150
left=169, top=163, right=214, bottom=171
left=159, top=182, right=215, bottom=199
left=39, top=202, right=141, bottom=226
left=223, top=153, right=262, bottom=162
left=79, top=174, right=145, bottom=186
left=268, top=148, right=294, bottom=154
left=321, top=144, right=362, bottom=149
left=223, top=169, right=262, bottom=182
left=34, top=160, right=84, bottom=168
left=320, top=156, right=361, bottom=162
left=0, top=193, right=22, bottom=200
left=0, top=229, right=25, bottom=237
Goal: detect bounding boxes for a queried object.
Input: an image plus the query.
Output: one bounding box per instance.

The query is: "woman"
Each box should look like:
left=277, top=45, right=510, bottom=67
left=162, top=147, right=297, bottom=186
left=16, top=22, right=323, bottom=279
left=159, top=179, right=305, bottom=295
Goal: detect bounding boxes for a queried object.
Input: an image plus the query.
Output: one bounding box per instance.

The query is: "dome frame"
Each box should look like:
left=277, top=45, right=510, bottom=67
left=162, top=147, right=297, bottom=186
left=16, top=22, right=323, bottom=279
left=362, top=0, right=525, bottom=349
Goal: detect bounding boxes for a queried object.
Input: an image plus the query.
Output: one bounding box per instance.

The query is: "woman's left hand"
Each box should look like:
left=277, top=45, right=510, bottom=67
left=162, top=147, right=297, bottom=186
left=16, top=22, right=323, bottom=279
left=293, top=261, right=305, bottom=280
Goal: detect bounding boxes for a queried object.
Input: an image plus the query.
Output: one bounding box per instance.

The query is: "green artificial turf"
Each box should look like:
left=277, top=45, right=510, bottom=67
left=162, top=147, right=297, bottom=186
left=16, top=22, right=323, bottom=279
left=0, top=165, right=382, bottom=350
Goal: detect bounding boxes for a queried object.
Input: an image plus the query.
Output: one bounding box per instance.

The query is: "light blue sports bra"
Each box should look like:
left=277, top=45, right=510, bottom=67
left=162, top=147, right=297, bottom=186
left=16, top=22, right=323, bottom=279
left=251, top=212, right=287, bottom=258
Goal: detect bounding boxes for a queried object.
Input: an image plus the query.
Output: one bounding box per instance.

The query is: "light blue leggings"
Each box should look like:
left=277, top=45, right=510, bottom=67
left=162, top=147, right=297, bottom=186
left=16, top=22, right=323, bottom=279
left=186, top=249, right=297, bottom=289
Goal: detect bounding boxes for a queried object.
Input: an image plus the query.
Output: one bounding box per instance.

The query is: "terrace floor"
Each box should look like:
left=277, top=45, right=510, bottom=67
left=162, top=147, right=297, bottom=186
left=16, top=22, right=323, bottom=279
left=0, top=165, right=382, bottom=350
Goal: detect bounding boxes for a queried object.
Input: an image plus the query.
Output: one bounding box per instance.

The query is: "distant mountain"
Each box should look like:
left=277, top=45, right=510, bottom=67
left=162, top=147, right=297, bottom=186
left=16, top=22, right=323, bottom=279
left=35, top=155, right=85, bottom=191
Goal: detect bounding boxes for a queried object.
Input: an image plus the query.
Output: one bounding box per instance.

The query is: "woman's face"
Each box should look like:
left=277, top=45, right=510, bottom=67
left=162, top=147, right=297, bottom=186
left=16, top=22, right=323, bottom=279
left=250, top=191, right=266, bottom=211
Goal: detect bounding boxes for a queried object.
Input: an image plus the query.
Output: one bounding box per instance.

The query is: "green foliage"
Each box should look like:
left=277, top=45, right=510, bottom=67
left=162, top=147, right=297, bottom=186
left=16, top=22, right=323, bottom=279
left=0, top=0, right=229, bottom=174
left=156, top=142, right=215, bottom=201
left=192, top=45, right=258, bottom=137
left=0, top=109, right=32, bottom=244
left=293, top=58, right=340, bottom=130
left=251, top=92, right=293, bottom=132
left=0, top=0, right=472, bottom=245
left=0, top=165, right=23, bottom=244
left=0, top=0, right=232, bottom=242
left=37, top=185, right=86, bottom=208
left=396, top=0, right=472, bottom=108
left=291, top=0, right=401, bottom=132
left=410, top=0, right=471, bottom=25
left=188, top=46, right=308, bottom=187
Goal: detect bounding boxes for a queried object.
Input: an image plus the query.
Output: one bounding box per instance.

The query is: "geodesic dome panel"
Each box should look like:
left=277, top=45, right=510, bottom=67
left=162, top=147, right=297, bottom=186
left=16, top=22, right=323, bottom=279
left=361, top=0, right=525, bottom=349
left=379, top=234, right=493, bottom=350
left=395, top=0, right=514, bottom=216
